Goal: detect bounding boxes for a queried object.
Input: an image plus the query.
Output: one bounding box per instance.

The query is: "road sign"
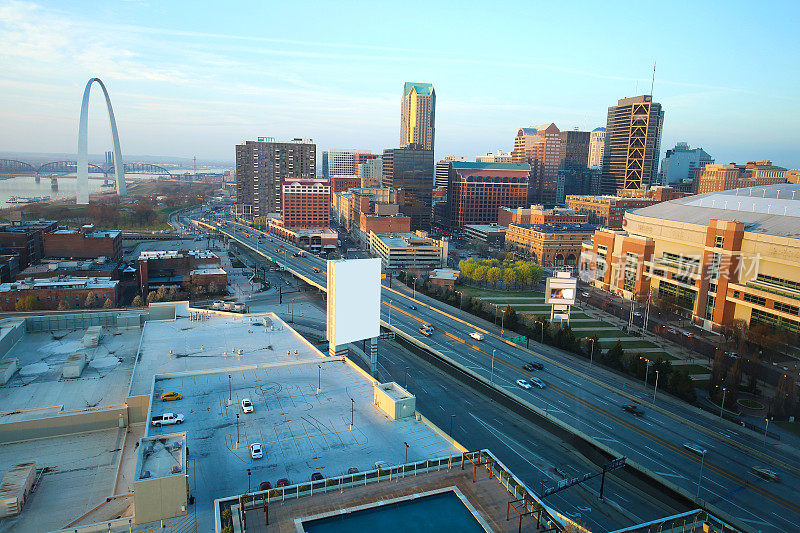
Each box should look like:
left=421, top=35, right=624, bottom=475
left=510, top=335, right=526, bottom=343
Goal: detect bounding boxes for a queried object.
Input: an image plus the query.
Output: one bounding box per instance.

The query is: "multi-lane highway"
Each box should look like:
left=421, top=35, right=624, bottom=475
left=194, top=215, right=800, bottom=532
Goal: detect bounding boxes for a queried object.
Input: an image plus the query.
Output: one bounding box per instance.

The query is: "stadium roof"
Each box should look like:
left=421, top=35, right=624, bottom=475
left=629, top=184, right=800, bottom=239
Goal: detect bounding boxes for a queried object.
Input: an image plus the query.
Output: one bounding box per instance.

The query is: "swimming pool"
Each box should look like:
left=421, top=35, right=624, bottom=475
left=300, top=488, right=490, bottom=533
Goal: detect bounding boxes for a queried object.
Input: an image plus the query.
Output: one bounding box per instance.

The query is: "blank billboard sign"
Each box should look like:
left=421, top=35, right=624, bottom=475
left=545, top=274, right=577, bottom=305
left=326, top=258, right=381, bottom=346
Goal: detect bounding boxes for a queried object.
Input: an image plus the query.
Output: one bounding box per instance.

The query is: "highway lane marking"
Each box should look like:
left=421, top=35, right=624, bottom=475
left=468, top=413, right=550, bottom=477
left=655, top=471, right=686, bottom=480
left=592, top=436, right=618, bottom=443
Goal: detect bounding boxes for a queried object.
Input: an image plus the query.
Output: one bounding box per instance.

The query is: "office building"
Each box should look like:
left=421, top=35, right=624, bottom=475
left=359, top=157, right=383, bottom=188
left=696, top=161, right=787, bottom=194
left=787, top=169, right=800, bottom=184
left=588, top=127, right=606, bottom=168
left=353, top=153, right=379, bottom=174
left=600, top=95, right=664, bottom=194
left=580, top=184, right=800, bottom=335
left=498, top=205, right=588, bottom=227
left=400, top=82, right=436, bottom=151
left=558, top=129, right=592, bottom=203
left=382, top=145, right=434, bottom=231
left=565, top=195, right=659, bottom=228
left=323, top=149, right=374, bottom=177
left=235, top=137, right=316, bottom=218
left=137, top=250, right=224, bottom=295
left=281, top=178, right=330, bottom=228
left=463, top=224, right=507, bottom=245
left=511, top=123, right=561, bottom=205
left=446, top=162, right=530, bottom=229
left=17, top=258, right=121, bottom=281
left=330, top=176, right=362, bottom=200
left=505, top=223, right=596, bottom=267
left=331, top=187, right=409, bottom=244
left=368, top=231, right=448, bottom=271
left=659, top=143, right=714, bottom=185
left=476, top=151, right=513, bottom=163
left=43, top=225, right=122, bottom=261
left=435, top=156, right=466, bottom=190
left=0, top=276, right=119, bottom=311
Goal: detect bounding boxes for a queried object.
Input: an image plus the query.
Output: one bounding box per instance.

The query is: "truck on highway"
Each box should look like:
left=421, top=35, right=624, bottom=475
left=151, top=413, right=184, bottom=426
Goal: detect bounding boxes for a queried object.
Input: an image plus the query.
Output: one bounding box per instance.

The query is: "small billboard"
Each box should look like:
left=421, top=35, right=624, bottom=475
left=545, top=273, right=577, bottom=306
left=326, top=258, right=381, bottom=347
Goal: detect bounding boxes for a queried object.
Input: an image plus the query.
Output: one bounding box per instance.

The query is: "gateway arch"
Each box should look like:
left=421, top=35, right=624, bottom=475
left=77, top=78, right=127, bottom=204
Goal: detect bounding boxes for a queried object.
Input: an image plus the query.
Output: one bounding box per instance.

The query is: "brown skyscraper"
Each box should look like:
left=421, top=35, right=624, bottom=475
left=600, top=95, right=664, bottom=194
left=512, top=123, right=561, bottom=205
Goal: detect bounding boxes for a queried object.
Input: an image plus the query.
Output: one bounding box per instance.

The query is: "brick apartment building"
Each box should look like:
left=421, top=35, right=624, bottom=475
left=498, top=205, right=588, bottom=227
left=0, top=218, right=58, bottom=269
left=0, top=276, right=119, bottom=311
left=696, top=161, right=788, bottom=194
left=17, top=258, right=121, bottom=281
left=137, top=250, right=225, bottom=295
left=281, top=179, right=330, bottom=228
left=505, top=223, right=596, bottom=267
left=43, top=225, right=122, bottom=261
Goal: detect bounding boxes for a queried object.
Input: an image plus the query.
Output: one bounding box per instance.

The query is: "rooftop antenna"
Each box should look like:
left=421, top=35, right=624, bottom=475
left=650, top=62, right=656, bottom=96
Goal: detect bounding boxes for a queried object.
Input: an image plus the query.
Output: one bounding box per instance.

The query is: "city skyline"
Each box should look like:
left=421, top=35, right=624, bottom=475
left=1, top=1, right=799, bottom=168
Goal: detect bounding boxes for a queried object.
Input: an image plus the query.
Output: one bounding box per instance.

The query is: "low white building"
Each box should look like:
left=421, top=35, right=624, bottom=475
left=368, top=231, right=448, bottom=271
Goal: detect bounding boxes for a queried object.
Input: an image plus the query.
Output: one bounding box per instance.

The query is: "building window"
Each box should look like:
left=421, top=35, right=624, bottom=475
left=714, top=235, right=724, bottom=248
left=751, top=309, right=800, bottom=334
left=774, top=301, right=800, bottom=315
left=743, top=293, right=767, bottom=306
left=733, top=290, right=740, bottom=298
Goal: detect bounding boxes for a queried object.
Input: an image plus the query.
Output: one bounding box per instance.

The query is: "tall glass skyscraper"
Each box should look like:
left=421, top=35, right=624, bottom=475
left=400, top=82, right=436, bottom=151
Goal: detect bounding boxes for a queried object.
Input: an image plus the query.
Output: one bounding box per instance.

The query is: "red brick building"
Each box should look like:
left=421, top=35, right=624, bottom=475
left=498, top=205, right=588, bottom=227
left=43, top=225, right=122, bottom=261
left=0, top=218, right=58, bottom=269
left=137, top=250, right=223, bottom=295
left=353, top=153, right=379, bottom=175
left=282, top=178, right=330, bottom=228
left=329, top=176, right=361, bottom=201
left=447, top=162, right=530, bottom=229
left=0, top=276, right=119, bottom=311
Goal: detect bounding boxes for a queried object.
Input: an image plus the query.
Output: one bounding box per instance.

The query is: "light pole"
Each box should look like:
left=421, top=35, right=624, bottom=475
left=404, top=441, right=409, bottom=464
left=490, top=349, right=496, bottom=384
left=404, top=366, right=409, bottom=389
left=536, top=321, right=544, bottom=344
left=350, top=398, right=355, bottom=430
left=501, top=308, right=506, bottom=331
left=412, top=277, right=417, bottom=299
left=450, top=414, right=455, bottom=436
left=764, top=418, right=770, bottom=447
left=696, top=450, right=706, bottom=499
left=583, top=337, right=595, bottom=366
left=644, top=288, right=653, bottom=333
left=247, top=468, right=251, bottom=492
left=641, top=357, right=652, bottom=386
left=718, top=387, right=727, bottom=418
left=317, top=364, right=321, bottom=394
left=228, top=373, right=232, bottom=403
left=236, top=413, right=240, bottom=447
left=653, top=370, right=660, bottom=403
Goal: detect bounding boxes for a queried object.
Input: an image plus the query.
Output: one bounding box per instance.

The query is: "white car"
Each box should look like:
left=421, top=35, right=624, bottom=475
left=241, top=398, right=254, bottom=413
left=683, top=443, right=707, bottom=456
left=516, top=379, right=532, bottom=389
left=469, top=332, right=485, bottom=341
left=250, top=442, right=263, bottom=459
left=530, top=377, right=546, bottom=389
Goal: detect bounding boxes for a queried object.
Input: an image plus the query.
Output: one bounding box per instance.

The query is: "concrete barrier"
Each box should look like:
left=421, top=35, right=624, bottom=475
left=0, top=404, right=128, bottom=444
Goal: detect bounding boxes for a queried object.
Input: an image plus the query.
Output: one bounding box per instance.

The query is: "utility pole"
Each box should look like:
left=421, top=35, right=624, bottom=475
left=644, top=288, right=652, bottom=333
left=490, top=349, right=496, bottom=384
left=653, top=370, right=660, bottom=403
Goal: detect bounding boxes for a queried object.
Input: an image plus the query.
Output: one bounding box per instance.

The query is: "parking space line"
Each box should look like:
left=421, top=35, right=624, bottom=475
left=273, top=426, right=286, bottom=458
left=287, top=425, right=301, bottom=455
left=329, top=418, right=346, bottom=446
left=302, top=423, right=317, bottom=454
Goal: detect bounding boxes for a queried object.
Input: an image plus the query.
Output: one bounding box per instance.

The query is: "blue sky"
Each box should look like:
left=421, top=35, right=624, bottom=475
left=1, top=0, right=798, bottom=167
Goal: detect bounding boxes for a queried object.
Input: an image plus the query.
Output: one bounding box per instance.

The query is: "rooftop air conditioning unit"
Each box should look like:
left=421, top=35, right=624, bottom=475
left=140, top=471, right=151, bottom=479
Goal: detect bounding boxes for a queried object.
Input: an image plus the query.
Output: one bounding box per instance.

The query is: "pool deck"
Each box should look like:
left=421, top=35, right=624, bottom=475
left=244, top=465, right=544, bottom=532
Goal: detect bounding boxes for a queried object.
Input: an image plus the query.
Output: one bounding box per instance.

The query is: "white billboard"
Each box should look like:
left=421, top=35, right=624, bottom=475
left=326, top=258, right=381, bottom=347
left=545, top=273, right=577, bottom=306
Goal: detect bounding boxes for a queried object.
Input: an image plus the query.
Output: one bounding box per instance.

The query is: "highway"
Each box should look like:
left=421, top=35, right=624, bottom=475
left=194, top=214, right=800, bottom=532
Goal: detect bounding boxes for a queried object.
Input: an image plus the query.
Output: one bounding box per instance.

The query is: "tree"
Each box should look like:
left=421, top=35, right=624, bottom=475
left=602, top=340, right=625, bottom=369
left=167, top=286, right=180, bottom=301
left=131, top=295, right=143, bottom=307
left=84, top=292, right=97, bottom=308
left=155, top=285, right=168, bottom=302
left=57, top=299, right=70, bottom=311
left=473, top=266, right=488, bottom=285
left=103, top=298, right=114, bottom=309
left=459, top=259, right=476, bottom=279
left=146, top=291, right=158, bottom=304
left=487, top=267, right=502, bottom=286
left=15, top=295, right=42, bottom=312
left=502, top=268, right=517, bottom=288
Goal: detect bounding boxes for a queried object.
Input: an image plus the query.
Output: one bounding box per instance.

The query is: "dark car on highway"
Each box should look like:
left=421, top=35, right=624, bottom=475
left=622, top=404, right=645, bottom=417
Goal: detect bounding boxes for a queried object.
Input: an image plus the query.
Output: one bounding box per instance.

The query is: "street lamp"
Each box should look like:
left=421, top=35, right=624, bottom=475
left=228, top=373, right=232, bottom=403
left=536, top=321, right=544, bottom=344
left=718, top=386, right=727, bottom=418
left=350, top=398, right=355, bottom=430
left=696, top=450, right=707, bottom=499
left=317, top=364, right=321, bottom=394
left=653, top=370, right=660, bottom=403
left=236, top=413, right=240, bottom=447
left=450, top=414, right=455, bottom=436
left=412, top=277, right=417, bottom=299
left=583, top=337, right=595, bottom=366
left=404, top=441, right=409, bottom=464
left=490, top=349, right=496, bottom=384
left=764, top=418, right=770, bottom=447
left=640, top=357, right=652, bottom=386
left=501, top=308, right=507, bottom=331
left=247, top=468, right=251, bottom=492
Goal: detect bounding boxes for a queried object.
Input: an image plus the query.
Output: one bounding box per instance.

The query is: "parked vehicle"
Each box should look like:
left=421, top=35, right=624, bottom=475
left=258, top=481, right=272, bottom=491
left=418, top=324, right=434, bottom=336
left=374, top=461, right=393, bottom=469
left=516, top=379, right=532, bottom=390
left=622, top=404, right=645, bottom=417
left=241, top=398, right=254, bottom=413
left=276, top=478, right=290, bottom=487
left=347, top=467, right=359, bottom=474
left=311, top=472, right=324, bottom=481
left=469, top=332, right=485, bottom=341
left=160, top=392, right=183, bottom=402
left=250, top=443, right=263, bottom=459
left=151, top=413, right=184, bottom=426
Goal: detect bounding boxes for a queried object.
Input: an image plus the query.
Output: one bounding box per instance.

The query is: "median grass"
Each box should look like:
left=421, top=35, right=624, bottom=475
left=674, top=363, right=710, bottom=375
left=454, top=284, right=544, bottom=299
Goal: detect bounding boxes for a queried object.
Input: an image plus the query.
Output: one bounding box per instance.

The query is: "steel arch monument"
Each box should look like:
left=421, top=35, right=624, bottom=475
left=77, top=78, right=126, bottom=203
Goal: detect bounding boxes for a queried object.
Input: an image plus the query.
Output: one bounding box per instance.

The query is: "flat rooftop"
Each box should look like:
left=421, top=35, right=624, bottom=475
left=0, top=326, right=140, bottom=413
left=0, top=429, right=126, bottom=533
left=0, top=276, right=118, bottom=291
left=136, top=433, right=186, bottom=480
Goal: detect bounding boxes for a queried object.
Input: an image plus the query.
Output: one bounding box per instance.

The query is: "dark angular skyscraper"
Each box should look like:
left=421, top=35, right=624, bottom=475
left=600, top=95, right=664, bottom=194
left=382, top=145, right=434, bottom=231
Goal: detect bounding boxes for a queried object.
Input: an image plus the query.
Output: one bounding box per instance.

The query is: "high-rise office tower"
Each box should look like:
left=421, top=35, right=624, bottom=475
left=382, top=145, right=434, bottom=230
left=400, top=82, right=436, bottom=151
left=557, top=130, right=591, bottom=203
left=659, top=142, right=714, bottom=185
left=435, top=156, right=467, bottom=190
left=511, top=123, right=561, bottom=205
left=235, top=137, right=316, bottom=218
left=587, top=127, right=606, bottom=168
left=600, top=95, right=664, bottom=194
left=447, top=162, right=530, bottom=228
left=323, top=149, right=372, bottom=177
